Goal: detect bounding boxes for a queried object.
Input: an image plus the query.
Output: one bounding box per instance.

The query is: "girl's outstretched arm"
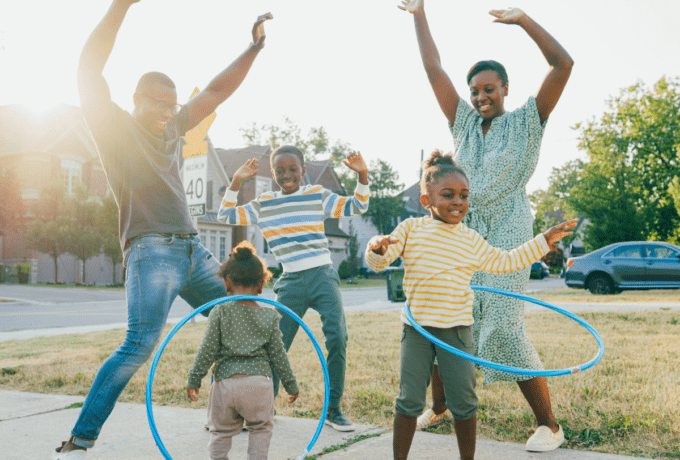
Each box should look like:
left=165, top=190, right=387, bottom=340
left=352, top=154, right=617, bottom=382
left=490, top=8, right=574, bottom=124
left=400, top=0, right=460, bottom=125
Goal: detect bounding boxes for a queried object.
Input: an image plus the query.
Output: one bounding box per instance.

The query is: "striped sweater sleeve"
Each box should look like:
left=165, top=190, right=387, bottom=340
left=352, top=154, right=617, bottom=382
left=476, top=233, right=550, bottom=274
left=217, top=188, right=262, bottom=225
left=365, top=219, right=411, bottom=272
left=322, top=182, right=370, bottom=218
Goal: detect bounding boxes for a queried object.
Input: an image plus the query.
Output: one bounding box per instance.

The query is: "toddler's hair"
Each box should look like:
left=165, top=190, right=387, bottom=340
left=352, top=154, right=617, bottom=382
left=420, top=150, right=469, bottom=195
left=466, top=60, right=509, bottom=86
left=270, top=145, right=305, bottom=168
left=217, top=241, right=273, bottom=287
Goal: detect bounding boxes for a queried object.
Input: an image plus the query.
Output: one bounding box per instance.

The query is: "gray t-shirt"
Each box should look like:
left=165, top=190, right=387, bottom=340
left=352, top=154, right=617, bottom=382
left=83, top=102, right=196, bottom=250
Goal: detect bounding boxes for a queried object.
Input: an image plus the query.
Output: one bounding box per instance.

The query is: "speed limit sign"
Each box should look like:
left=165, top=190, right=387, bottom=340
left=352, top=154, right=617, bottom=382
left=182, top=88, right=216, bottom=217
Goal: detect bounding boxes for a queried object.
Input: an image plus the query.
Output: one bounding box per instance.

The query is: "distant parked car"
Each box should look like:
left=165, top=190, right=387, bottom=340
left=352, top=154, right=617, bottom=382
left=530, top=261, right=550, bottom=279
left=565, top=241, right=680, bottom=295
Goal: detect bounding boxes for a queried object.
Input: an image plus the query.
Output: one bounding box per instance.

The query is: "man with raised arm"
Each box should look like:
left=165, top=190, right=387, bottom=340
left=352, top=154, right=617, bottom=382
left=52, top=1, right=272, bottom=458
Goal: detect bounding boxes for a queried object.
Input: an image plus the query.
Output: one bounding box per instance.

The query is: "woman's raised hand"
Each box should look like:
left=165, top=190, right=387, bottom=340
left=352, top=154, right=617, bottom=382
left=397, top=0, right=423, bottom=14
left=489, top=8, right=527, bottom=25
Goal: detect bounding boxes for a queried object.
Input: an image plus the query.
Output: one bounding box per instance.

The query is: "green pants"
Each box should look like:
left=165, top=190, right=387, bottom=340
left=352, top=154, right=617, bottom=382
left=396, top=323, right=478, bottom=420
left=271, top=264, right=347, bottom=408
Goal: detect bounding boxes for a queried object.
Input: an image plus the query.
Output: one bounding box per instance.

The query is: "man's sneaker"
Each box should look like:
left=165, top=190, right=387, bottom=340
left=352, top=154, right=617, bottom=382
left=416, top=408, right=453, bottom=430
left=525, top=425, right=565, bottom=452
left=324, top=409, right=355, bottom=432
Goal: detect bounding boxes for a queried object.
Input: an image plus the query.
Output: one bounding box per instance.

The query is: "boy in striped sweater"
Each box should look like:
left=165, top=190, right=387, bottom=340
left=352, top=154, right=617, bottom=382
left=365, top=150, right=576, bottom=460
left=217, top=145, right=369, bottom=431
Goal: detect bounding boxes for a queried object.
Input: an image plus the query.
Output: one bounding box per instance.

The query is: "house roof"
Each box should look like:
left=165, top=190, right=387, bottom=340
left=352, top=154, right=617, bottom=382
left=216, top=145, right=345, bottom=194
left=402, top=181, right=426, bottom=216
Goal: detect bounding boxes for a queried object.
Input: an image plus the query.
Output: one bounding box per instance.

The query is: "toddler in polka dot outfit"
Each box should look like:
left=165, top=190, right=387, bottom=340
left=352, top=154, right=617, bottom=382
left=187, top=241, right=299, bottom=460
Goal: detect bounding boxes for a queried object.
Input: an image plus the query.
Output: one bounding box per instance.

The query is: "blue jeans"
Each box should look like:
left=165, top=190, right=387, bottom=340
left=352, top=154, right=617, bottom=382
left=70, top=234, right=228, bottom=446
left=271, top=265, right=347, bottom=409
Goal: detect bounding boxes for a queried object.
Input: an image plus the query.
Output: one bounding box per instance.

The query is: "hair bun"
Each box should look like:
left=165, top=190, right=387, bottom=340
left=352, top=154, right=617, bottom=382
left=424, top=149, right=455, bottom=168
left=233, top=246, right=254, bottom=261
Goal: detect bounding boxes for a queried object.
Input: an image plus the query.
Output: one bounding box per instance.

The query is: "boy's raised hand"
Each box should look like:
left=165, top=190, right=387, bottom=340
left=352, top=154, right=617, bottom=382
left=343, top=151, right=369, bottom=185
left=542, top=219, right=579, bottom=251
left=368, top=235, right=400, bottom=255
left=397, top=0, right=424, bottom=13
left=230, top=158, right=259, bottom=191
left=252, top=12, right=273, bottom=50
left=186, top=387, right=199, bottom=402
left=287, top=392, right=299, bottom=404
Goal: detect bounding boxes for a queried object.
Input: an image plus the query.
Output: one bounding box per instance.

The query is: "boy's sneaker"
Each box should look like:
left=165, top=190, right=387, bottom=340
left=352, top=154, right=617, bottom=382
left=525, top=425, right=565, bottom=452
left=416, top=408, right=453, bottom=430
left=324, top=409, right=355, bottom=432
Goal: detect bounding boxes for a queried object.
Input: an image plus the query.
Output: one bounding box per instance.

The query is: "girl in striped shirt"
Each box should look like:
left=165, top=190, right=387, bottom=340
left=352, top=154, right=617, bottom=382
left=217, top=145, right=369, bottom=431
left=365, top=150, right=576, bottom=460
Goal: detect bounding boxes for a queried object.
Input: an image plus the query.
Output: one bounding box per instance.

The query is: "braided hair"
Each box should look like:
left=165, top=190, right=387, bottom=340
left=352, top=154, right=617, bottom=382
left=419, top=150, right=469, bottom=196
left=216, top=241, right=272, bottom=287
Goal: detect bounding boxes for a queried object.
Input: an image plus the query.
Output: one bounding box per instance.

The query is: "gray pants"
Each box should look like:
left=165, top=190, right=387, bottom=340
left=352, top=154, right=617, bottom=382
left=207, top=374, right=274, bottom=460
left=396, top=324, right=478, bottom=420
left=272, top=264, right=347, bottom=408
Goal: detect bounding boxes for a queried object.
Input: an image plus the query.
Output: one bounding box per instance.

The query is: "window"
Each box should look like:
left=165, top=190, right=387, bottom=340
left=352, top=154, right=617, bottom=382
left=199, top=230, right=206, bottom=247
left=255, top=177, right=271, bottom=197
left=61, top=160, right=82, bottom=194
left=646, top=245, right=679, bottom=259
left=220, top=235, right=226, bottom=261
left=606, top=245, right=643, bottom=258
left=210, top=230, right=217, bottom=257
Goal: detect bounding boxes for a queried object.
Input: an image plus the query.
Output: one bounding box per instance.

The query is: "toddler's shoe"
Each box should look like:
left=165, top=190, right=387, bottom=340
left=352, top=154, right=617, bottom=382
left=416, top=408, right=453, bottom=430
left=325, top=408, right=355, bottom=432
left=525, top=424, right=565, bottom=452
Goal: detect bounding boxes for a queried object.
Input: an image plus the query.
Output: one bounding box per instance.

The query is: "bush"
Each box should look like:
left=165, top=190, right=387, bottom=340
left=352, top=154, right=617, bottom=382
left=15, top=263, right=31, bottom=274
left=338, top=260, right=351, bottom=279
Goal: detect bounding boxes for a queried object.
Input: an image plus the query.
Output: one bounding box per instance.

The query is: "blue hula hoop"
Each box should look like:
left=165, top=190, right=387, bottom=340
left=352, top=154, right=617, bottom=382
left=145, top=295, right=330, bottom=460
left=405, top=284, right=605, bottom=377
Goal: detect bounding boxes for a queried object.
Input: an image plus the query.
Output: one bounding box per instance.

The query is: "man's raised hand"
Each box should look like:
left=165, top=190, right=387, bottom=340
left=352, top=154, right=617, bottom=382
left=397, top=0, right=423, bottom=14
left=252, top=13, right=273, bottom=50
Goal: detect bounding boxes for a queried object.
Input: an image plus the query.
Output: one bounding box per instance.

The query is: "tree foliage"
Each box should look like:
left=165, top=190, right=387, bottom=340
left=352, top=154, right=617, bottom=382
left=25, top=183, right=71, bottom=282
left=62, top=185, right=102, bottom=284
left=363, top=159, right=405, bottom=235
left=533, top=77, right=680, bottom=250
left=240, top=117, right=356, bottom=191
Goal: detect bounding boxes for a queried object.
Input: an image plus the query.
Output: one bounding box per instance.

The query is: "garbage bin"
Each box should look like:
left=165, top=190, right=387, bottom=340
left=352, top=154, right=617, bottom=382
left=385, top=267, right=406, bottom=302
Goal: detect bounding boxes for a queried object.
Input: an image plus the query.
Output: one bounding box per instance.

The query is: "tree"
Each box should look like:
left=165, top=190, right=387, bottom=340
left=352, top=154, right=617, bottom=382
left=25, top=183, right=71, bottom=283
left=363, top=159, right=405, bottom=235
left=0, top=167, right=26, bottom=238
left=344, top=220, right=360, bottom=279
left=99, top=192, right=123, bottom=285
left=531, top=77, right=680, bottom=250
left=62, top=185, right=103, bottom=285
left=573, top=77, right=680, bottom=245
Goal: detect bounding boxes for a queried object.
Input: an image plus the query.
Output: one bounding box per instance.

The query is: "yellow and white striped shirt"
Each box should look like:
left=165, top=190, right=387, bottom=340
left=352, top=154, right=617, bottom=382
left=365, top=217, right=549, bottom=328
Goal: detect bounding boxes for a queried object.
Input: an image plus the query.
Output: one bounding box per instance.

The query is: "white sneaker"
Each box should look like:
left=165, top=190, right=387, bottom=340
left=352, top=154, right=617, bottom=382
left=51, top=449, right=87, bottom=460
left=525, top=425, right=565, bottom=452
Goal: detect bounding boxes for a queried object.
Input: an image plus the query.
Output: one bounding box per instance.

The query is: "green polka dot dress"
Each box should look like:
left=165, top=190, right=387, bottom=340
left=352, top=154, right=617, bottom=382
left=449, top=96, right=547, bottom=384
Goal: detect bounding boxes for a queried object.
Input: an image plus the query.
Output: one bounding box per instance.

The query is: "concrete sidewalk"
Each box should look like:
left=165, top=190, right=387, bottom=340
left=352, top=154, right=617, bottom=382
left=0, top=390, right=646, bottom=460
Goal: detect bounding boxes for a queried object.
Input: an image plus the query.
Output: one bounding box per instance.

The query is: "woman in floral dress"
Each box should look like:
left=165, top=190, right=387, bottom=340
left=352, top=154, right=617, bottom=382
left=399, top=0, right=573, bottom=452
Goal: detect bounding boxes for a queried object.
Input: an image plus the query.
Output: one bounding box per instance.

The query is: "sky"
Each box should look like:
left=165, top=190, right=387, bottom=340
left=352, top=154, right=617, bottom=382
left=2, top=0, right=680, bottom=195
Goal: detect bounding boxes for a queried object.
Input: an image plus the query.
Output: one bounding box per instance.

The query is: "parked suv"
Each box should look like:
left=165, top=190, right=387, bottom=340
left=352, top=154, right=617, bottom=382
left=565, top=241, right=680, bottom=295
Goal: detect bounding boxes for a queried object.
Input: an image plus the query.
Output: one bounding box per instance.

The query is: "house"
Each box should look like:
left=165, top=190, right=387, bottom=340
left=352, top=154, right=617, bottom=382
left=0, top=104, right=121, bottom=285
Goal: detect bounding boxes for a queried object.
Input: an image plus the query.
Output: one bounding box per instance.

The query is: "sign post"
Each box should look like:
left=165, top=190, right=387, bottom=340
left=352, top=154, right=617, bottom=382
left=182, top=87, right=216, bottom=218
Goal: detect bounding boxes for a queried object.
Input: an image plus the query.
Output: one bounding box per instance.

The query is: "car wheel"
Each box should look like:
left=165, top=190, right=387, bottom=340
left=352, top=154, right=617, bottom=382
left=588, top=274, right=612, bottom=295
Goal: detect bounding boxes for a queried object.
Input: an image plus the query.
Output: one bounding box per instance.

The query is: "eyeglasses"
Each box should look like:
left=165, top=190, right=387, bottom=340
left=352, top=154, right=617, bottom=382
left=137, top=92, right=182, bottom=114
